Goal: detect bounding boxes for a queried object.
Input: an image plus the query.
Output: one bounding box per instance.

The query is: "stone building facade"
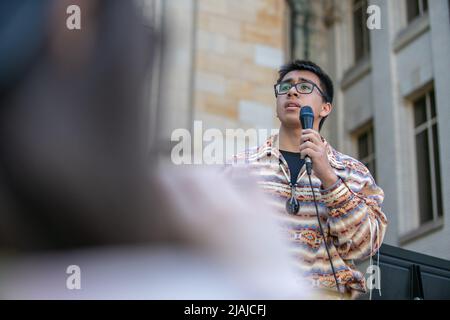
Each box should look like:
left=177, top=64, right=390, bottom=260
left=139, top=0, right=450, bottom=260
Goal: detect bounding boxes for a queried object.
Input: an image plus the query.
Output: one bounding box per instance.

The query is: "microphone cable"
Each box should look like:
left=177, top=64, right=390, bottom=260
left=307, top=172, right=344, bottom=299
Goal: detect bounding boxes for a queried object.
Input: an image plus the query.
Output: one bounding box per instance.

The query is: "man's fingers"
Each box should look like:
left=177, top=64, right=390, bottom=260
left=300, top=148, right=318, bottom=159
left=300, top=131, right=322, bottom=145
left=302, top=129, right=319, bottom=135
left=299, top=141, right=319, bottom=152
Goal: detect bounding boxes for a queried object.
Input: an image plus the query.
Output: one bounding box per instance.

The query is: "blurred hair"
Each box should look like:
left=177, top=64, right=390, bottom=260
left=0, top=0, right=184, bottom=251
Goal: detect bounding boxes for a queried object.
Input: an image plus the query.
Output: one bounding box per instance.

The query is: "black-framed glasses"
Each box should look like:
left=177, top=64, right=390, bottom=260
left=274, top=79, right=327, bottom=100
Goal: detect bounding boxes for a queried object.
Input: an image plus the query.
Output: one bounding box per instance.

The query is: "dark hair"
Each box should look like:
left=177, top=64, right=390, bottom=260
left=276, top=60, right=334, bottom=130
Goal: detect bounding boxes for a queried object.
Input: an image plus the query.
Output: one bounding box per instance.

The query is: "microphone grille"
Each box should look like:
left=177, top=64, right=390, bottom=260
left=300, top=106, right=314, bottom=117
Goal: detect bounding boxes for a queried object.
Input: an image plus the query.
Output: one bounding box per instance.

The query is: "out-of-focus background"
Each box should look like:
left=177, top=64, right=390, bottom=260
left=140, top=0, right=450, bottom=261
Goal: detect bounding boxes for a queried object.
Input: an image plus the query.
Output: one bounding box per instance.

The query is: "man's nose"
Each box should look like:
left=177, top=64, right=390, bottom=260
left=287, top=85, right=299, bottom=97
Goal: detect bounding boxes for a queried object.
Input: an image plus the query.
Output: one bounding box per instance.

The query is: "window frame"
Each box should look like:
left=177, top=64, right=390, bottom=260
left=413, top=90, right=441, bottom=223
left=357, top=124, right=376, bottom=181
left=406, top=0, right=429, bottom=24
left=352, top=0, right=371, bottom=63
left=352, top=121, right=377, bottom=181
left=400, top=88, right=444, bottom=244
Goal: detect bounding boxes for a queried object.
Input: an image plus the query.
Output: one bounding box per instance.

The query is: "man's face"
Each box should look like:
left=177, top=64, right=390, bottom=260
left=275, top=70, right=331, bottom=130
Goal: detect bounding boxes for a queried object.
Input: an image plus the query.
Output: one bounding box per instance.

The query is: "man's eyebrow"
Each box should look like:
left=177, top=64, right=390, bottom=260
left=299, top=77, right=315, bottom=84
left=281, top=77, right=316, bottom=84
left=281, top=77, right=294, bottom=83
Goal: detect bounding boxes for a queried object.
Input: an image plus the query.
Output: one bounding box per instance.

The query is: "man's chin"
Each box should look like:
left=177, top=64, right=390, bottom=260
left=280, top=116, right=301, bottom=129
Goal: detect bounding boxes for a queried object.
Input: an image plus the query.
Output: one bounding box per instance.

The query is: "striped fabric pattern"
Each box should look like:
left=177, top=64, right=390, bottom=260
left=227, top=134, right=388, bottom=296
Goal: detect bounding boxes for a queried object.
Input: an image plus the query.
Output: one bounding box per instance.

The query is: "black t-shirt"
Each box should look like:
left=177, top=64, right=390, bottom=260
left=280, top=150, right=305, bottom=185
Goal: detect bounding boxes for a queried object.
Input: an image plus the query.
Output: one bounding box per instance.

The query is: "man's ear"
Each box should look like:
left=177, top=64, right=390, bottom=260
left=319, top=102, right=332, bottom=118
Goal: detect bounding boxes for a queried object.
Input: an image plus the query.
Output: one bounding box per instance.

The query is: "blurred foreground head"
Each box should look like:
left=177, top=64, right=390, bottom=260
left=0, top=1, right=308, bottom=299
left=0, top=0, right=180, bottom=251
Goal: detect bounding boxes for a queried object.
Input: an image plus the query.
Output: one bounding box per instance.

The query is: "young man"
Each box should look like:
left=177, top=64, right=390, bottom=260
left=229, top=60, right=388, bottom=299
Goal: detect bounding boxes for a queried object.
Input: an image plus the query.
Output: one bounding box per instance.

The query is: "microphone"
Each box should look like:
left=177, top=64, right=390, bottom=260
left=299, top=106, right=314, bottom=176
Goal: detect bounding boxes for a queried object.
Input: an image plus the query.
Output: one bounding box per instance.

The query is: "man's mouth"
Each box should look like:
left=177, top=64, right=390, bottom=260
left=285, top=102, right=301, bottom=110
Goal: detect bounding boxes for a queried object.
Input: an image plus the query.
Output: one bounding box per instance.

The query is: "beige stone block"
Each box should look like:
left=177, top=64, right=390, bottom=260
left=223, top=0, right=259, bottom=22
left=225, top=38, right=254, bottom=62
left=239, top=63, right=279, bottom=85
left=197, top=30, right=227, bottom=55
left=195, top=92, right=238, bottom=120
left=226, top=77, right=254, bottom=100
left=198, top=0, right=228, bottom=16
left=196, top=71, right=226, bottom=95
left=194, top=110, right=240, bottom=131
left=225, top=77, right=277, bottom=113
left=197, top=12, right=241, bottom=40
left=256, top=10, right=283, bottom=29
left=251, top=84, right=277, bottom=108
left=240, top=22, right=283, bottom=47
left=259, top=0, right=283, bottom=17
left=227, top=77, right=277, bottom=110
left=196, top=52, right=242, bottom=78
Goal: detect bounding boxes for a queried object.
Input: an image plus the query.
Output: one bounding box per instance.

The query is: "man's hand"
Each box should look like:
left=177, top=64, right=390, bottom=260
left=299, top=129, right=338, bottom=189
